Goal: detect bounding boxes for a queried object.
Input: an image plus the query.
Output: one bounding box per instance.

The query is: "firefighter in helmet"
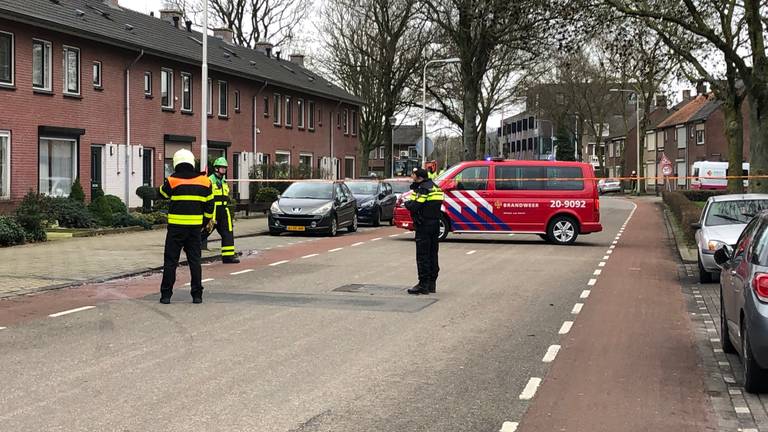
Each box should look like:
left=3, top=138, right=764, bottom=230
left=202, top=156, right=240, bottom=263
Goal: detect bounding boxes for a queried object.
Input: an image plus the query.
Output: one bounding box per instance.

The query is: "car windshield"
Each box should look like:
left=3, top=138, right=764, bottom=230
left=390, top=182, right=411, bottom=193
left=436, top=165, right=462, bottom=181
left=705, top=200, right=768, bottom=226
left=281, top=182, right=333, bottom=199
left=346, top=182, right=379, bottom=196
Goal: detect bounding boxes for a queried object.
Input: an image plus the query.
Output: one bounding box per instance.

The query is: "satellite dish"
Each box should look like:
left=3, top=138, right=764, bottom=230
left=415, top=138, right=434, bottom=158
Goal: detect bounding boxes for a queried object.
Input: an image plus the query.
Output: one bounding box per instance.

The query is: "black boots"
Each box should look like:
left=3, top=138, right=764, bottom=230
left=223, top=256, right=240, bottom=264
left=408, top=283, right=430, bottom=295
left=426, top=281, right=436, bottom=293
left=159, top=291, right=202, bottom=304
left=159, top=291, right=172, bottom=304
left=192, top=295, right=203, bottom=304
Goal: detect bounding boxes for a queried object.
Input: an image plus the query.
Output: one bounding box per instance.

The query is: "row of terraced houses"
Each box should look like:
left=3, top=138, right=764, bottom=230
left=0, top=0, right=363, bottom=211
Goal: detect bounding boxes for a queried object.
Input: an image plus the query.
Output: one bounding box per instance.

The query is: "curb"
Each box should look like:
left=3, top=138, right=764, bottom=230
left=660, top=203, right=697, bottom=264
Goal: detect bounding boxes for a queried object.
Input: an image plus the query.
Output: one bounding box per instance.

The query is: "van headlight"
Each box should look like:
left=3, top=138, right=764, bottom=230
left=311, top=202, right=333, bottom=215
left=270, top=201, right=282, bottom=214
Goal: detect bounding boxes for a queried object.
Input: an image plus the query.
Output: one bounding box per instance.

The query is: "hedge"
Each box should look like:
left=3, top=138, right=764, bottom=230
left=680, top=190, right=727, bottom=202
left=663, top=190, right=703, bottom=244
left=0, top=216, right=26, bottom=247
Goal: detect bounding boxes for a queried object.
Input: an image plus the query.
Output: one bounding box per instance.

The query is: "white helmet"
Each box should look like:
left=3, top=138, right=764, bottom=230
left=173, top=149, right=195, bottom=169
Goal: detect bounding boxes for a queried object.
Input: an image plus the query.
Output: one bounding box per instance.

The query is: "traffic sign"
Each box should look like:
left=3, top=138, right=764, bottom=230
left=662, top=164, right=673, bottom=176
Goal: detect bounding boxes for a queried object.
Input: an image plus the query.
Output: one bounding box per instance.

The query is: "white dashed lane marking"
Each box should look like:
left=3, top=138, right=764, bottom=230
left=49, top=306, right=96, bottom=318
left=499, top=421, right=519, bottom=432
left=598, top=262, right=606, bottom=267
left=185, top=278, right=214, bottom=286
left=269, top=260, right=289, bottom=266
left=593, top=269, right=602, bottom=276
left=329, top=248, right=343, bottom=252
left=519, top=377, right=542, bottom=400
left=559, top=321, right=574, bottom=334
left=588, top=279, right=597, bottom=286
left=371, top=237, right=382, bottom=241
left=542, top=345, right=561, bottom=363
left=580, top=290, right=590, bottom=299
left=301, top=254, right=319, bottom=259
left=0, top=327, right=6, bottom=330
left=351, top=242, right=364, bottom=247
left=571, top=303, right=583, bottom=314
left=466, top=250, right=477, bottom=255
left=230, top=269, right=254, bottom=275
left=603, top=255, right=610, bottom=260
left=389, top=234, right=400, bottom=238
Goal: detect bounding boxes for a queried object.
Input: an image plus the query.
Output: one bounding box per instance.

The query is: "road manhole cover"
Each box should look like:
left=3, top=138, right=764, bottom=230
left=333, top=284, right=408, bottom=294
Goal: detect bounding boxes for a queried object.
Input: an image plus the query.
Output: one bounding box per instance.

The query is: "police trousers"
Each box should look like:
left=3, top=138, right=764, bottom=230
left=202, top=206, right=235, bottom=258
left=161, top=225, right=203, bottom=296
left=415, top=219, right=440, bottom=284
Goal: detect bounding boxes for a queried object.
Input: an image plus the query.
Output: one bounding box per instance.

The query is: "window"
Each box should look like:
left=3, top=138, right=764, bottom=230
left=511, top=122, right=517, bottom=134
left=495, top=166, right=584, bottom=191
left=160, top=68, right=173, bottom=109
left=275, top=151, right=290, bottom=177
left=308, top=101, right=315, bottom=130
left=522, top=119, right=528, bottom=131
left=677, top=160, right=686, bottom=186
left=263, top=96, right=269, bottom=117
left=144, top=72, right=152, bottom=96
left=297, top=99, right=305, bottom=128
left=63, top=46, right=80, bottom=95
left=343, top=109, right=349, bottom=135
left=285, top=96, right=292, bottom=127
left=218, top=81, right=228, bottom=117
left=0, top=130, right=9, bottom=199
left=676, top=126, right=686, bottom=149
left=181, top=72, right=192, bottom=112
left=92, top=61, right=102, bottom=88
left=39, top=137, right=77, bottom=197
left=207, top=78, right=212, bottom=115
left=528, top=116, right=535, bottom=129
left=32, top=39, right=51, bottom=90
left=455, top=166, right=489, bottom=191
left=0, top=31, right=13, bottom=86
left=696, top=126, right=705, bottom=145
left=273, top=94, right=282, bottom=125
left=299, top=153, right=312, bottom=177
left=337, top=112, right=341, bottom=128
left=344, top=156, right=355, bottom=178
left=234, top=89, right=240, bottom=112
left=352, top=111, right=358, bottom=136
left=645, top=131, right=655, bottom=151
left=656, top=131, right=664, bottom=150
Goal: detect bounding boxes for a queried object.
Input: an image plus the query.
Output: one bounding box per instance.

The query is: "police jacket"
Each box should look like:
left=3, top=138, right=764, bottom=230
left=209, top=174, right=230, bottom=214
left=405, top=179, right=444, bottom=222
left=158, top=169, right=214, bottom=227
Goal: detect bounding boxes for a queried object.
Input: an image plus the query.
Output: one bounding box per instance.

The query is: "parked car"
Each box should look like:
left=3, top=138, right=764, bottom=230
left=393, top=158, right=602, bottom=244
left=346, top=180, right=397, bottom=226
left=713, top=211, right=768, bottom=392
left=384, top=177, right=412, bottom=199
left=694, top=194, right=768, bottom=283
left=597, top=178, right=621, bottom=195
left=267, top=181, right=357, bottom=236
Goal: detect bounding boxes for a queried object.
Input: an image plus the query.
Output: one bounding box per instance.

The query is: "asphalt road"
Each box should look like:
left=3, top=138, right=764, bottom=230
left=0, top=198, right=633, bottom=432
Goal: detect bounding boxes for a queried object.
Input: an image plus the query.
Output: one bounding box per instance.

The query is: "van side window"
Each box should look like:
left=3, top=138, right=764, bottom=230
left=546, top=167, right=584, bottom=190
left=495, top=166, right=584, bottom=191
left=455, top=166, right=489, bottom=191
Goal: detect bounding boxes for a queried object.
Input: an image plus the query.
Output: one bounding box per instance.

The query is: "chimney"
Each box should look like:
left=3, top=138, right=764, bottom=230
left=254, top=41, right=274, bottom=58
left=159, top=9, right=183, bottom=28
left=696, top=81, right=708, bottom=95
left=213, top=28, right=234, bottom=44
left=185, top=20, right=192, bottom=32
left=655, top=94, right=667, bottom=108
left=102, top=0, right=120, bottom=8
left=289, top=54, right=305, bottom=67
left=682, top=89, right=692, bottom=101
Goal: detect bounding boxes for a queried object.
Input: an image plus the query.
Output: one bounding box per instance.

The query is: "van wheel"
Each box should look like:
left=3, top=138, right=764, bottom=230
left=547, top=216, right=578, bottom=245
left=438, top=215, right=450, bottom=241
left=743, top=324, right=768, bottom=393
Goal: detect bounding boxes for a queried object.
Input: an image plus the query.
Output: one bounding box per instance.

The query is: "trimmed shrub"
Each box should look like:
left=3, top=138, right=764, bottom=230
left=136, top=185, right=157, bottom=212
left=681, top=190, right=727, bottom=202
left=112, top=213, right=152, bottom=230
left=0, top=216, right=26, bottom=247
left=663, top=190, right=703, bottom=244
left=48, top=197, right=96, bottom=228
left=104, top=195, right=128, bottom=215
left=254, top=187, right=279, bottom=203
left=130, top=211, right=167, bottom=226
left=88, top=196, right=114, bottom=227
left=15, top=191, right=48, bottom=242
left=69, top=177, right=85, bottom=203
left=91, top=187, right=105, bottom=202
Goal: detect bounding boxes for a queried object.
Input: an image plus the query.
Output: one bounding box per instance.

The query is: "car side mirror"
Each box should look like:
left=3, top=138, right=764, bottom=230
left=714, top=245, right=733, bottom=267
left=691, top=222, right=702, bottom=230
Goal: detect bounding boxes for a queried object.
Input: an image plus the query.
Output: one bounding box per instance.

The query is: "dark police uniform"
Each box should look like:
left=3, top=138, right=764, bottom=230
left=158, top=165, right=214, bottom=303
left=405, top=177, right=444, bottom=294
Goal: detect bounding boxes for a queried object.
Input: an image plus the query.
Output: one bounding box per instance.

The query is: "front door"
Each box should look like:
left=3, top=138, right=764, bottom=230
left=90, top=145, right=104, bottom=197
left=232, top=152, right=240, bottom=200
left=142, top=148, right=153, bottom=209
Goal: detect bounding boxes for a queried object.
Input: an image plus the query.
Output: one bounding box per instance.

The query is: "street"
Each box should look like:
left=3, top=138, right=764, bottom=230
left=0, top=198, right=664, bottom=432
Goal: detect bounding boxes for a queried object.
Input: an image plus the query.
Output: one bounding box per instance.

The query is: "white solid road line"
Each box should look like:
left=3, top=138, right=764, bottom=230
left=389, top=234, right=400, bottom=238
left=598, top=261, right=606, bottom=267
left=572, top=303, right=584, bottom=314
left=542, top=345, right=561, bottom=363
left=519, top=377, right=542, bottom=400
left=269, top=260, right=289, bottom=266
left=371, top=237, right=382, bottom=241
left=588, top=278, right=597, bottom=286
left=593, top=269, right=602, bottom=276
left=499, top=421, right=519, bottom=432
left=467, top=250, right=477, bottom=255
left=580, top=290, right=591, bottom=299
left=230, top=269, right=254, bottom=275
left=351, top=242, right=365, bottom=247
left=559, top=321, right=574, bottom=334
left=301, top=254, right=319, bottom=259
left=49, top=306, right=96, bottom=318
left=329, top=248, right=343, bottom=252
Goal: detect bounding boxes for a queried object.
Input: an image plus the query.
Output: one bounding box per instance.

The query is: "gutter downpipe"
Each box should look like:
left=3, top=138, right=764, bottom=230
left=332, top=100, right=342, bottom=179
left=255, top=81, right=268, bottom=155
left=125, top=49, right=144, bottom=205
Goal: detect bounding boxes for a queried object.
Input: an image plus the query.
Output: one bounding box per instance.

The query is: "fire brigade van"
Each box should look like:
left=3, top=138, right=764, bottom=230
left=393, top=159, right=603, bottom=244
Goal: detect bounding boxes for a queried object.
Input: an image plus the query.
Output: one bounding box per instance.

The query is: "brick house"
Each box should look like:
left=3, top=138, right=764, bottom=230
left=367, top=124, right=429, bottom=177
left=0, top=0, right=362, bottom=211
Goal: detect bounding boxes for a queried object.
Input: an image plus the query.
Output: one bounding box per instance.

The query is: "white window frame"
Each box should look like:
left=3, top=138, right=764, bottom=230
left=273, top=94, right=282, bottom=125
left=144, top=71, right=152, bottom=96
left=344, top=156, right=355, bottom=178
left=92, top=61, right=102, bottom=88
left=696, top=125, right=705, bottom=145
left=645, top=131, right=655, bottom=151
left=297, top=98, right=305, bottom=128
left=218, top=80, right=228, bottom=117
left=32, top=38, right=52, bottom=91
left=275, top=150, right=291, bottom=166
left=656, top=131, right=664, bottom=150
left=308, top=100, right=315, bottom=131
left=207, top=78, right=213, bottom=115
left=0, top=31, right=14, bottom=87
left=181, top=72, right=192, bottom=112
left=351, top=110, right=358, bottom=136
left=234, top=89, right=240, bottom=112
left=676, top=159, right=687, bottom=186
left=39, top=136, right=78, bottom=197
left=299, top=152, right=313, bottom=175
left=160, top=68, right=173, bottom=109
left=676, top=125, right=686, bottom=149
left=62, top=45, right=81, bottom=95
left=0, top=130, right=10, bottom=199
left=285, top=96, right=292, bottom=127
left=343, top=109, right=349, bottom=135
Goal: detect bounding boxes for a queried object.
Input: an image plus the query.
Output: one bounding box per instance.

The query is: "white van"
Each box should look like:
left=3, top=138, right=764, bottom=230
left=691, top=161, right=749, bottom=190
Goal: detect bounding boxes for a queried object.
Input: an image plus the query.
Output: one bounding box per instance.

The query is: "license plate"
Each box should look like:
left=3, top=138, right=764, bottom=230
left=286, top=226, right=306, bottom=232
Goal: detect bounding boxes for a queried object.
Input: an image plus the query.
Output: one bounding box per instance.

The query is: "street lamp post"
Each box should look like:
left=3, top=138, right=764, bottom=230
left=610, top=88, right=641, bottom=195
left=200, top=0, right=208, bottom=172
left=422, top=58, right=460, bottom=167
left=389, top=116, right=397, bottom=178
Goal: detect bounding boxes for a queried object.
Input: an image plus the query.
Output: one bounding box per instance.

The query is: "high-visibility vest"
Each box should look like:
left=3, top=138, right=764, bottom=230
left=159, top=173, right=214, bottom=226
left=209, top=174, right=230, bottom=215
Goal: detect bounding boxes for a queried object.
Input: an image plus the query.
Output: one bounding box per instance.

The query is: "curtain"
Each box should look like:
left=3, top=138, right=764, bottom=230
left=39, top=138, right=75, bottom=196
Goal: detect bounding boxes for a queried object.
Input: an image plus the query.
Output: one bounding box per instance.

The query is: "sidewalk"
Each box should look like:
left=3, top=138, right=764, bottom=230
left=518, top=198, right=717, bottom=431
left=0, top=217, right=268, bottom=299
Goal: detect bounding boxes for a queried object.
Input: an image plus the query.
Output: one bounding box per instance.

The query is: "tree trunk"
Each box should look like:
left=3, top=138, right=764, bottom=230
left=463, top=83, right=479, bottom=161
left=383, top=115, right=394, bottom=177
left=359, top=150, right=370, bottom=177
left=748, top=91, right=768, bottom=192
left=723, top=99, right=745, bottom=193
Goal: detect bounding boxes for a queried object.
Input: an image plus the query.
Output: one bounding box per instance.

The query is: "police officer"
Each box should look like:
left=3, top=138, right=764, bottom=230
left=202, top=157, right=240, bottom=264
left=157, top=149, right=214, bottom=304
left=405, top=167, right=444, bottom=295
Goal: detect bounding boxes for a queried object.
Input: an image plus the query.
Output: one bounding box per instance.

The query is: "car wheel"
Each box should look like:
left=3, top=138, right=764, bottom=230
left=269, top=228, right=281, bottom=236
left=547, top=216, right=578, bottom=245
left=372, top=209, right=381, bottom=227
left=438, top=215, right=450, bottom=241
left=329, top=217, right=338, bottom=237
left=348, top=213, right=358, bottom=233
left=742, top=324, right=768, bottom=393
left=699, top=255, right=713, bottom=284
left=720, top=288, right=737, bottom=354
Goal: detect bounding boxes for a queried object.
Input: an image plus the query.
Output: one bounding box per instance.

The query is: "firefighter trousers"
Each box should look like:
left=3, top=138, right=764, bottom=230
left=161, top=225, right=203, bottom=296
left=202, top=207, right=235, bottom=258
left=415, top=219, right=440, bottom=285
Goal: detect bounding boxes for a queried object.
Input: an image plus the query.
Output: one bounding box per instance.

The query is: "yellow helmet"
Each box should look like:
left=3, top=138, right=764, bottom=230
left=173, top=149, right=196, bottom=169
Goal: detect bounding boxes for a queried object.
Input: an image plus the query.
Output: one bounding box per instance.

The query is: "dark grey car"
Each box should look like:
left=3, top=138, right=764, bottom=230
left=267, top=181, right=358, bottom=236
left=714, top=212, right=768, bottom=393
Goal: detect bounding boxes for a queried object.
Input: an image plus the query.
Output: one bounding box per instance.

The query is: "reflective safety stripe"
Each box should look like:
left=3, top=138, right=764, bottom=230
left=226, top=208, right=233, bottom=231
left=221, top=246, right=235, bottom=251
left=204, top=212, right=214, bottom=219
left=410, top=186, right=444, bottom=203
left=158, top=187, right=170, bottom=198
left=168, top=214, right=204, bottom=225
left=171, top=195, right=210, bottom=202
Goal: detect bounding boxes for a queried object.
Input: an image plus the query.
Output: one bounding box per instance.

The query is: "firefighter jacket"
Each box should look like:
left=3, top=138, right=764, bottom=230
left=158, top=171, right=214, bottom=227
left=209, top=174, right=231, bottom=215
